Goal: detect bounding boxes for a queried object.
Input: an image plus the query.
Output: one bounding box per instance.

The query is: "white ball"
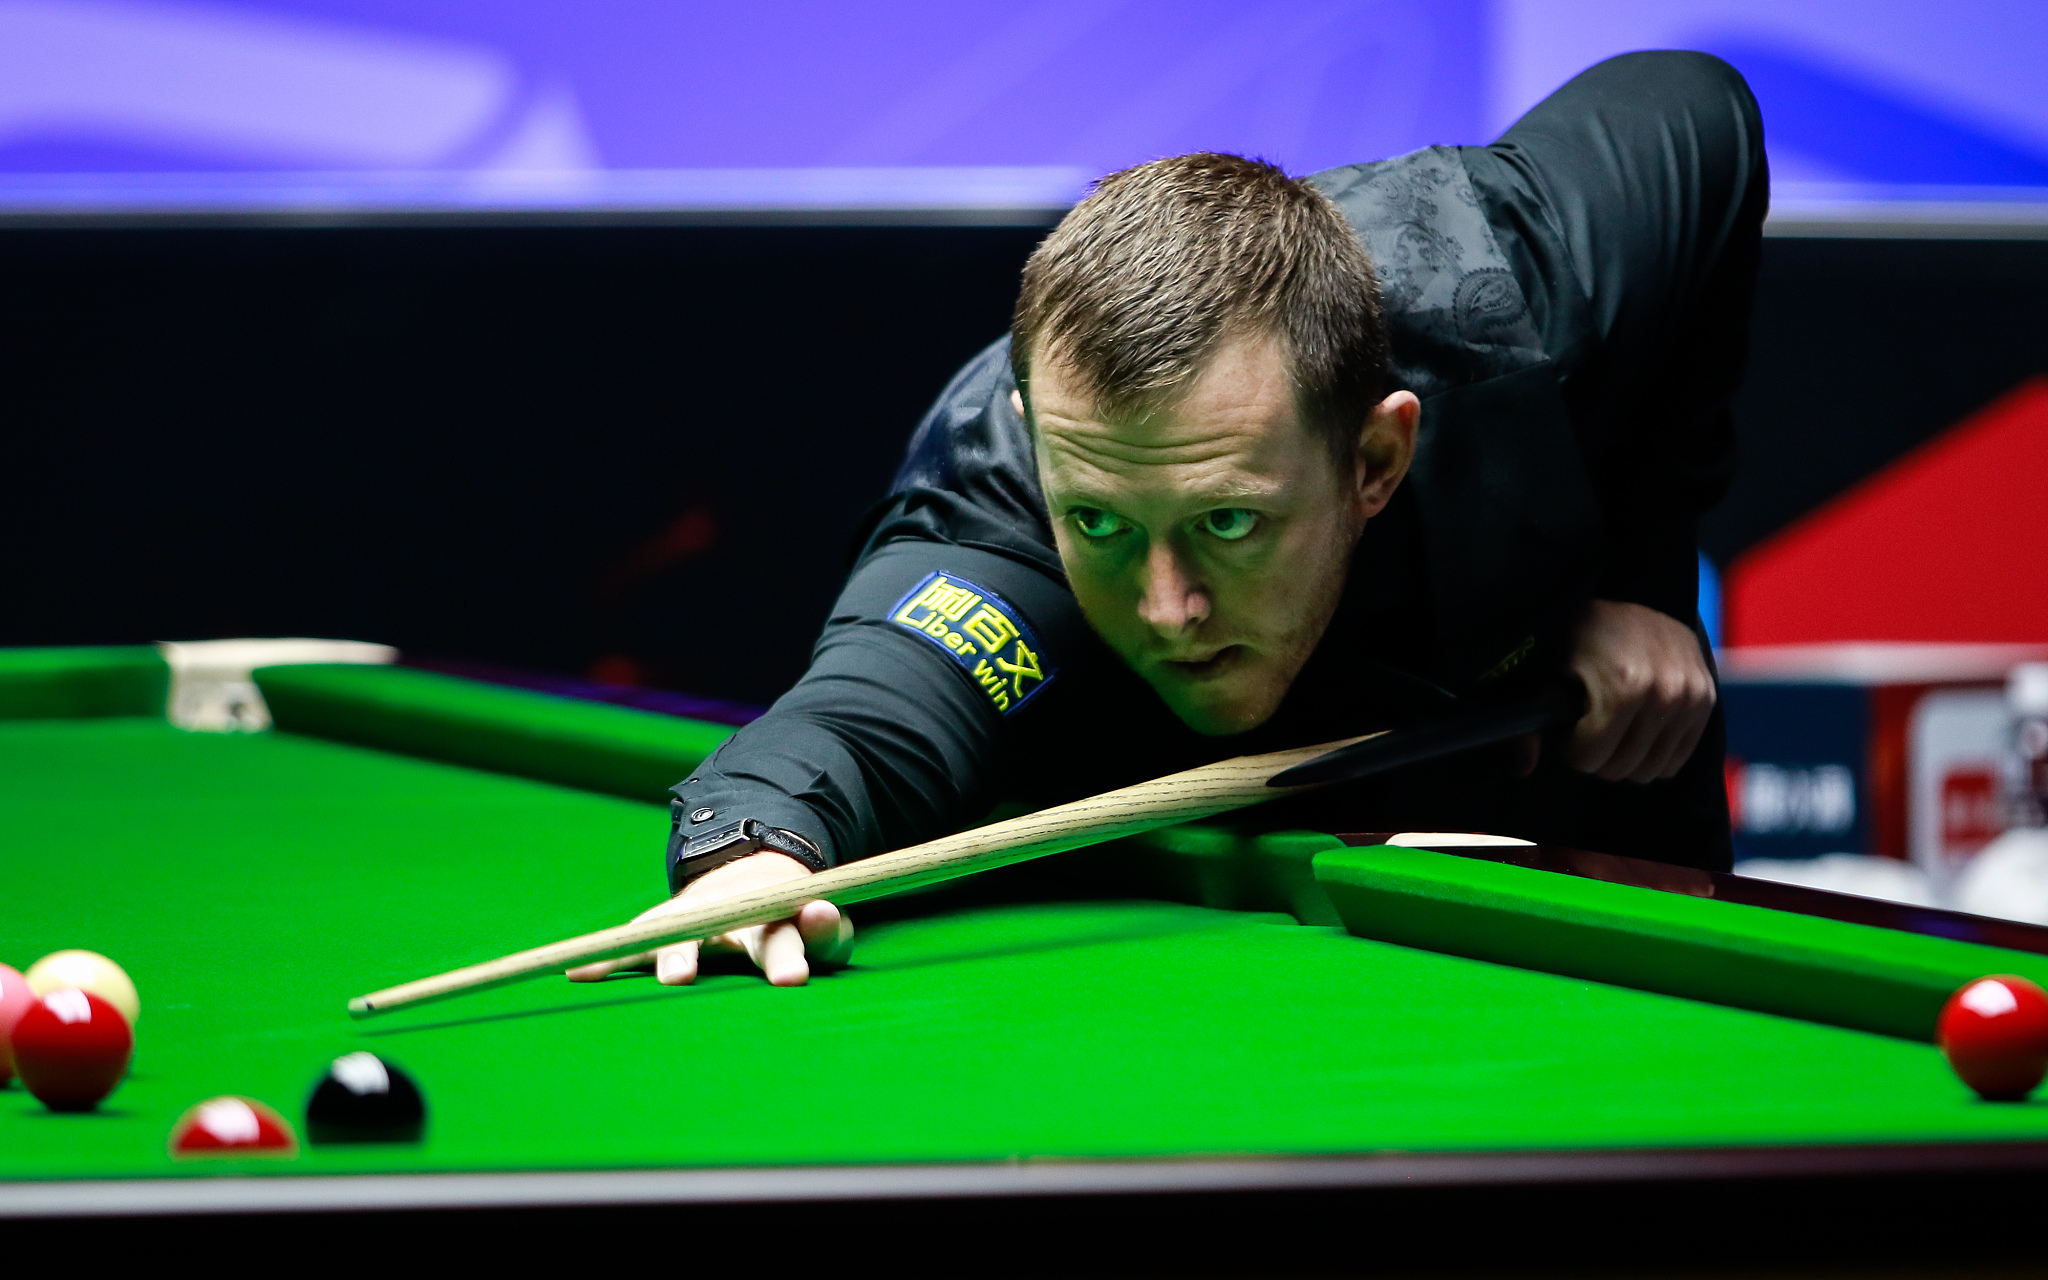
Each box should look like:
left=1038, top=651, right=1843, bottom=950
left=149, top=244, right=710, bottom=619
left=23, top=950, right=139, bottom=1026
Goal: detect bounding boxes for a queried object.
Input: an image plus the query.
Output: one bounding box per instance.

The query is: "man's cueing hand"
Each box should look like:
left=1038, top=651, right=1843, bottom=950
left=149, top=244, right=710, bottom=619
left=564, top=851, right=854, bottom=988
left=1556, top=599, right=1717, bottom=783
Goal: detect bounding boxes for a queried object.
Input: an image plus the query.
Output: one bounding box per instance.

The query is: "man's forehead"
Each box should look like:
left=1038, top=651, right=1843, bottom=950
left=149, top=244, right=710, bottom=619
left=1033, top=416, right=1295, bottom=513
left=1036, top=412, right=1262, bottom=474
left=1030, top=335, right=1304, bottom=467
left=1040, top=421, right=1261, bottom=491
left=1032, top=333, right=1291, bottom=421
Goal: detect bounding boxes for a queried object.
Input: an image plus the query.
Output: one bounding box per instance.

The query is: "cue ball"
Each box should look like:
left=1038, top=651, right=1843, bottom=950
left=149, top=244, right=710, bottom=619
left=10, top=989, right=133, bottom=1112
left=0, top=964, right=34, bottom=1086
left=1938, top=974, right=2048, bottom=1101
left=24, top=950, right=139, bottom=1026
left=305, top=1052, right=426, bottom=1143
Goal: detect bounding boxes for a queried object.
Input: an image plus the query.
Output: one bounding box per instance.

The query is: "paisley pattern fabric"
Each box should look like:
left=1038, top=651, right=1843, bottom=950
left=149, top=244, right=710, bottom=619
left=1311, top=146, right=1550, bottom=400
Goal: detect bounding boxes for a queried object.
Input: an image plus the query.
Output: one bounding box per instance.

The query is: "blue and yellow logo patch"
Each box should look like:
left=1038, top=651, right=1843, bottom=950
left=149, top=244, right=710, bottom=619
left=888, top=571, right=1053, bottom=715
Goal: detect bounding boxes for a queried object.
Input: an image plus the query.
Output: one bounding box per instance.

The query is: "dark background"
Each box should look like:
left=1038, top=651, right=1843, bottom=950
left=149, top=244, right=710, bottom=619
left=3, top=226, right=2045, bottom=704
left=1702, top=236, right=2048, bottom=563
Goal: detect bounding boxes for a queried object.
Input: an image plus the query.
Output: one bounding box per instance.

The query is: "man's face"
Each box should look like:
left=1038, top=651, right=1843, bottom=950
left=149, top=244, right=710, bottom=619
left=1024, top=332, right=1416, bottom=736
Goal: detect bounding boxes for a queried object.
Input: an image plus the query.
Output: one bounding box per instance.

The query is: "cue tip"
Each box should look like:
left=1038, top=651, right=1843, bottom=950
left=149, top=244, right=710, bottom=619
left=347, top=997, right=377, bottom=1018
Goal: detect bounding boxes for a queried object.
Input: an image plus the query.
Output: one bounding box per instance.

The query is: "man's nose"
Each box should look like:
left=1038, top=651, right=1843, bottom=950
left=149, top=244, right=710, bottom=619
left=1136, top=538, right=1210, bottom=637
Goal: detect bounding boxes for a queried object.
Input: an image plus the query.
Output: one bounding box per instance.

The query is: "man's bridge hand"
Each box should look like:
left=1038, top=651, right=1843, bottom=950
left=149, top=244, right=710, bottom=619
left=565, top=852, right=855, bottom=988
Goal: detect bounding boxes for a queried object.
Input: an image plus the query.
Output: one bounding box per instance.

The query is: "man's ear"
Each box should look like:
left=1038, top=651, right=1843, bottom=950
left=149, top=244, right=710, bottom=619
left=1354, top=390, right=1420, bottom=519
left=1010, top=389, right=1026, bottom=419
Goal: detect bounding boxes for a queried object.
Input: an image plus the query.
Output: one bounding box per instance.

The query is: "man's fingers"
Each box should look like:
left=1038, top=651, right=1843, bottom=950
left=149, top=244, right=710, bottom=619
left=1639, top=699, right=1713, bottom=782
left=563, top=853, right=834, bottom=989
left=655, top=940, right=701, bottom=986
left=1597, top=678, right=1716, bottom=782
left=718, top=905, right=851, bottom=986
left=570, top=910, right=845, bottom=988
left=567, top=938, right=704, bottom=984
left=566, top=890, right=705, bottom=982
left=744, top=919, right=812, bottom=987
left=1567, top=689, right=1629, bottom=775
left=1631, top=715, right=1685, bottom=782
left=1570, top=673, right=1716, bottom=782
left=1595, top=705, right=1664, bottom=782
left=566, top=950, right=655, bottom=982
left=798, top=900, right=855, bottom=969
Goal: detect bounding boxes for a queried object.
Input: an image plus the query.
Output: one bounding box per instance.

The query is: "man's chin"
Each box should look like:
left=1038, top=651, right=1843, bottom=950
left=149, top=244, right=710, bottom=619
left=1151, top=673, right=1286, bottom=737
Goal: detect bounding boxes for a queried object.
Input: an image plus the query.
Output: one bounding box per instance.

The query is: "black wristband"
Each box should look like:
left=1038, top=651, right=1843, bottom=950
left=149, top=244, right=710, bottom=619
left=666, top=817, right=826, bottom=895
left=759, top=825, right=826, bottom=870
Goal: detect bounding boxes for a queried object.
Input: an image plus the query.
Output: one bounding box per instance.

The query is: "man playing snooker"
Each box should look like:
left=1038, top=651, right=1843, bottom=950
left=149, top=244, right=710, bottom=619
left=570, top=51, right=1765, bottom=989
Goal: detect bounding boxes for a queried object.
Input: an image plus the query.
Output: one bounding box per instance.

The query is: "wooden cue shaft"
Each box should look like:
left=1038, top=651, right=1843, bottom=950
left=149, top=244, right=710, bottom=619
left=347, top=732, right=1370, bottom=1017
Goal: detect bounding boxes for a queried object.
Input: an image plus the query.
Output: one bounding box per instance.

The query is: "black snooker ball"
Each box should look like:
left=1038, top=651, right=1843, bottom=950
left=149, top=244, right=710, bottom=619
left=305, top=1051, right=426, bottom=1143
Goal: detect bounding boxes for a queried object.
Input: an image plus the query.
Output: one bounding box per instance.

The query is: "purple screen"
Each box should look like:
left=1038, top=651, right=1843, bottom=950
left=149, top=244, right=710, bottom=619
left=0, top=0, right=2040, bottom=212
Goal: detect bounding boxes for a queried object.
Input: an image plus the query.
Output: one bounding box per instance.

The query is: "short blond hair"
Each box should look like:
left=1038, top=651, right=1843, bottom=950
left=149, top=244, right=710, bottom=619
left=1012, top=152, right=1386, bottom=441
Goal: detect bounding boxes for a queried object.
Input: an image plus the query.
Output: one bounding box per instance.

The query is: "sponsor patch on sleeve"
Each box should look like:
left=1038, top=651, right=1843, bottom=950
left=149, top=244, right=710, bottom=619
left=887, top=571, right=1054, bottom=715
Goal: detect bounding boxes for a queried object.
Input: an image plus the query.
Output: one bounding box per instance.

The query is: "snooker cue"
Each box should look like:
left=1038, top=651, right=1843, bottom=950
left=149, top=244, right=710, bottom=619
left=347, top=733, right=1370, bottom=1017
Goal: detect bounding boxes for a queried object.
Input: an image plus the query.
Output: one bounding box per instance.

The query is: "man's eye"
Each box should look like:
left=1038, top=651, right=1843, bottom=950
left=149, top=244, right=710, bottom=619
left=1071, top=508, right=1127, bottom=539
left=1201, top=508, right=1259, bottom=541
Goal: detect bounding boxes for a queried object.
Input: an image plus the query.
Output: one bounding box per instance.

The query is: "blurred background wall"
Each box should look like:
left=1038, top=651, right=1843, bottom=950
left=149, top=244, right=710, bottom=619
left=1, top=0, right=2043, bottom=703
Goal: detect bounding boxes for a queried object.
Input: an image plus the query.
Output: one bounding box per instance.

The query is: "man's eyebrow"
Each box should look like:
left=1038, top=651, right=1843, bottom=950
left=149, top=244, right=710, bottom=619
left=1048, top=471, right=1286, bottom=505
left=1182, top=477, right=1280, bottom=503
left=1050, top=475, right=1276, bottom=506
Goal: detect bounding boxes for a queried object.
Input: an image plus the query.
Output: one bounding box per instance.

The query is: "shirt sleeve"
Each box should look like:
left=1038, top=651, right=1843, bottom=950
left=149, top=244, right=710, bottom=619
left=665, top=333, right=1088, bottom=884
left=1463, top=50, right=1768, bottom=623
left=667, top=539, right=1084, bottom=874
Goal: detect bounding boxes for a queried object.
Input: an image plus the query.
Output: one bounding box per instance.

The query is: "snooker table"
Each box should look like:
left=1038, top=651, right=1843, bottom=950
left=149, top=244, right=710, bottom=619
left=8, top=645, right=2048, bottom=1267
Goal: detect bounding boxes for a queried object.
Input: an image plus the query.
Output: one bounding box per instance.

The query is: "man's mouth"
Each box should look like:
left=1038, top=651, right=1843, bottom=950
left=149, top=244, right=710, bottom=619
left=1162, top=645, right=1243, bottom=679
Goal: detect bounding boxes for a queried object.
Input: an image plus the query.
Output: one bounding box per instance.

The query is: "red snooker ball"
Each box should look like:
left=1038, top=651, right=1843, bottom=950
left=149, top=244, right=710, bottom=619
left=1938, top=975, right=2048, bottom=1101
left=169, top=1097, right=298, bottom=1159
left=10, top=988, right=132, bottom=1112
